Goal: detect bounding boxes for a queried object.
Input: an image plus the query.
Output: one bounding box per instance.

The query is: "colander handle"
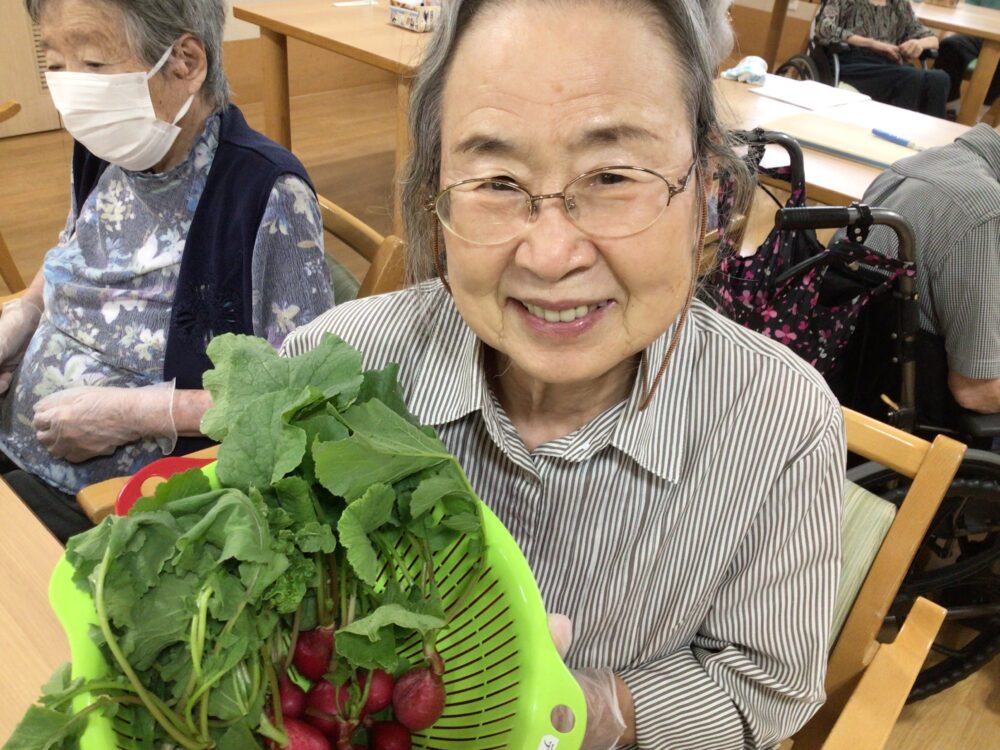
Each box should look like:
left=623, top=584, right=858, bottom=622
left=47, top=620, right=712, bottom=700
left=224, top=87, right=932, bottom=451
left=115, top=456, right=215, bottom=516
left=542, top=661, right=589, bottom=750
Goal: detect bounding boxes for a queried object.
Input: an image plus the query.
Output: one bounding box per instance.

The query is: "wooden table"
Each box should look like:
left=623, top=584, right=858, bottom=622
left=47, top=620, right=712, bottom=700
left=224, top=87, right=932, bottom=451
left=232, top=0, right=429, bottom=183
left=916, top=1, right=1000, bottom=123
left=717, top=78, right=969, bottom=203
left=0, top=479, right=68, bottom=744
left=762, top=0, right=1000, bottom=126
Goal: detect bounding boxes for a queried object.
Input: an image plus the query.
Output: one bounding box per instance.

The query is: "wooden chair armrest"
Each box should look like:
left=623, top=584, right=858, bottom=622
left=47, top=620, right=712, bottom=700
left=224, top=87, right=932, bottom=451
left=76, top=445, right=219, bottom=523
left=0, top=291, right=26, bottom=307
left=821, top=597, right=946, bottom=750
left=76, top=476, right=128, bottom=523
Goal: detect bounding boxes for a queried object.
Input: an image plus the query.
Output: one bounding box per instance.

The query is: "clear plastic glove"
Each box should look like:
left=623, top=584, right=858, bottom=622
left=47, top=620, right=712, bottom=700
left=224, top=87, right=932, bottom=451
left=548, top=614, right=627, bottom=750
left=0, top=298, right=42, bottom=394
left=33, top=381, right=178, bottom=463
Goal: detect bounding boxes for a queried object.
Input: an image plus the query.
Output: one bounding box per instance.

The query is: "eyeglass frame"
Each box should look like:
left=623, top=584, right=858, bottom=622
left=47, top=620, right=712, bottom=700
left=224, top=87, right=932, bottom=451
left=424, top=161, right=697, bottom=244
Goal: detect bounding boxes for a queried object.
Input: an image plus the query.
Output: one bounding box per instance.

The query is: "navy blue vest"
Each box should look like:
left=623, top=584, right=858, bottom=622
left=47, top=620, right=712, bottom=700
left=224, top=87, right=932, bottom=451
left=71, top=105, right=314, bottom=453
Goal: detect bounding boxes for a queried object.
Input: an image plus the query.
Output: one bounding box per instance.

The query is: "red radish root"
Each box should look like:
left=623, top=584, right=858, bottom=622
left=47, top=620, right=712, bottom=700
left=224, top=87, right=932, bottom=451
left=391, top=667, right=445, bottom=731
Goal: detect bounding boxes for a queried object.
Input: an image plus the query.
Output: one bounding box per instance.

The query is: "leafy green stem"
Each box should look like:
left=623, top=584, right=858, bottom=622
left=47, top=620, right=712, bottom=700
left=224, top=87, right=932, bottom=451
left=284, top=605, right=302, bottom=674
left=178, top=585, right=213, bottom=722
left=94, top=546, right=204, bottom=750
left=44, top=681, right=138, bottom=711
left=315, top=552, right=329, bottom=627
left=263, top=647, right=285, bottom=735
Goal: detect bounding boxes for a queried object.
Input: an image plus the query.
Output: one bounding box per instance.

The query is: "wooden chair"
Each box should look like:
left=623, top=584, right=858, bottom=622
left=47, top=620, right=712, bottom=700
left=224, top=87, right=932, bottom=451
left=790, top=407, right=966, bottom=749
left=0, top=100, right=28, bottom=294
left=74, top=198, right=405, bottom=521
left=317, top=195, right=405, bottom=299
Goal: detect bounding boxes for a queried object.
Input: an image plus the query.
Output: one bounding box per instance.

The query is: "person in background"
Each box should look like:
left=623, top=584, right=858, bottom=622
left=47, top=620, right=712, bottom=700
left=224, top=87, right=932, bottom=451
left=936, top=32, right=1000, bottom=114
left=0, top=0, right=334, bottom=542
left=283, top=0, right=844, bottom=747
left=815, top=0, right=948, bottom=117
left=850, top=124, right=1000, bottom=420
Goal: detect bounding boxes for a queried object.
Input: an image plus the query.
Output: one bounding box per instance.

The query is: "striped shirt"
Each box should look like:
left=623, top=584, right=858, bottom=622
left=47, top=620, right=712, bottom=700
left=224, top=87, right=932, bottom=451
left=282, top=281, right=844, bottom=749
left=848, top=124, right=1000, bottom=379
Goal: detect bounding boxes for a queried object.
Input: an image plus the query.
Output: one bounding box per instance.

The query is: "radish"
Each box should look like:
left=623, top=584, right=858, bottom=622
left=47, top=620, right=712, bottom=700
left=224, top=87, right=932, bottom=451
left=304, top=680, right=348, bottom=735
left=280, top=675, right=307, bottom=719
left=391, top=667, right=445, bottom=731
left=369, top=720, right=412, bottom=750
left=272, top=717, right=332, bottom=750
left=293, top=629, right=334, bottom=681
left=360, top=669, right=394, bottom=714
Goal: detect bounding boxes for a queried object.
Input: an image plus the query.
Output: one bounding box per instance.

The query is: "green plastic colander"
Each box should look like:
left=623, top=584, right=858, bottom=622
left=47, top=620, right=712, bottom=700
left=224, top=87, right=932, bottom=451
left=48, top=459, right=587, bottom=749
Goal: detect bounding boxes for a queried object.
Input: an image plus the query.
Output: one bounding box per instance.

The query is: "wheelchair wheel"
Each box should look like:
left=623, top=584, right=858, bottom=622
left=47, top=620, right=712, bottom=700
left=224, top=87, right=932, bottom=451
left=774, top=54, right=820, bottom=81
left=848, top=449, right=1000, bottom=701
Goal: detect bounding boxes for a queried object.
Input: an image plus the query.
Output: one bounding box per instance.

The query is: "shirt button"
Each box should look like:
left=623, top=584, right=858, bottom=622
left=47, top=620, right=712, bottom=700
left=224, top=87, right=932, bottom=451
left=580, top=441, right=591, bottom=451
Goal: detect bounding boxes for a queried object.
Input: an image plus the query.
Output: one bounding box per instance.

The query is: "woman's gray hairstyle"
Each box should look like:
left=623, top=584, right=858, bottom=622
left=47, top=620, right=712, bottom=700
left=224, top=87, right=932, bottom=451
left=702, top=0, right=736, bottom=70
left=25, top=0, right=230, bottom=110
left=400, top=0, right=752, bottom=282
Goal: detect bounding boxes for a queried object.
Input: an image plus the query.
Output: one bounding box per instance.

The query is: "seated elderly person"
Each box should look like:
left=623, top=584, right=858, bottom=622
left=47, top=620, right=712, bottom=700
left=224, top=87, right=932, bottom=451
left=848, top=124, right=1000, bottom=423
left=282, top=0, right=844, bottom=747
left=816, top=0, right=948, bottom=117
left=0, top=0, right=333, bottom=542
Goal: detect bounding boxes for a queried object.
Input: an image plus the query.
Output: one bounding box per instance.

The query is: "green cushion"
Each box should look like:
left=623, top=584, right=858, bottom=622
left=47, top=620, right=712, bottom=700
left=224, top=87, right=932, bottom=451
left=830, top=480, right=897, bottom=646
left=327, top=255, right=360, bottom=303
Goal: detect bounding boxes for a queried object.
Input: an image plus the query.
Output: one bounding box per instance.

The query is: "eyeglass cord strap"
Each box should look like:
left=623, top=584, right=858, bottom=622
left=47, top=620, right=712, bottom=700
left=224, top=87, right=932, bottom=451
left=638, top=164, right=707, bottom=412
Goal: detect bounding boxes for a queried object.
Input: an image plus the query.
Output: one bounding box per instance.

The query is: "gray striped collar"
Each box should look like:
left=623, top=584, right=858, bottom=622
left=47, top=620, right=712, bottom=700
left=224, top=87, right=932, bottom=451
left=408, top=284, right=695, bottom=484
left=956, top=124, right=1000, bottom=184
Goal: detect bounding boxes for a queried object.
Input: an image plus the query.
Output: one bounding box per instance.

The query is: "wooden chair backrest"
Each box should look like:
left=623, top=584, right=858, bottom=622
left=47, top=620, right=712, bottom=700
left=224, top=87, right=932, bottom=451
left=792, top=408, right=966, bottom=749
left=317, top=195, right=406, bottom=299
left=0, top=100, right=28, bottom=294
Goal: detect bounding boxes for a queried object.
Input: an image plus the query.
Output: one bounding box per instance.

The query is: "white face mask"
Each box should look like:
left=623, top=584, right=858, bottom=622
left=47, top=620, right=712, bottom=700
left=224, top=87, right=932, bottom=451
left=45, top=45, right=196, bottom=172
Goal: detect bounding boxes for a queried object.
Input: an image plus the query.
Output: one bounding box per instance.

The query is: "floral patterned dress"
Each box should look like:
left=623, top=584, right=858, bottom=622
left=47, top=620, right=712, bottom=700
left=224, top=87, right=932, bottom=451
left=0, top=113, right=334, bottom=493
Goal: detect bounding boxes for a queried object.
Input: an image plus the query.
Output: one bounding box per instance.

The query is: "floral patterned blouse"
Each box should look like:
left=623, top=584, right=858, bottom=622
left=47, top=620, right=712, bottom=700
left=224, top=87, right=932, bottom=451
left=0, top=113, right=334, bottom=494
left=816, top=0, right=935, bottom=45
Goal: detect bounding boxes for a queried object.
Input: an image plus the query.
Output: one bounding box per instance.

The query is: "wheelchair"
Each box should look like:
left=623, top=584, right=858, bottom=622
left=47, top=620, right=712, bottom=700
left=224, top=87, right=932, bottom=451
left=774, top=0, right=937, bottom=87
left=706, top=129, right=1000, bottom=702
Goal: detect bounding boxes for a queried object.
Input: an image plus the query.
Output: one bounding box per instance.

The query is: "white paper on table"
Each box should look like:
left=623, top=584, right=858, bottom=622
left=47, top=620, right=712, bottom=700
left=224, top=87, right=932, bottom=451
left=749, top=74, right=871, bottom=110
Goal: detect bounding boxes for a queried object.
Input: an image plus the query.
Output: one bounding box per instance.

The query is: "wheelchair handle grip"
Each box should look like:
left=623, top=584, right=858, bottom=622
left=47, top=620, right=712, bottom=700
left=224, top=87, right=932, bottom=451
left=775, top=206, right=851, bottom=230
left=774, top=205, right=916, bottom=263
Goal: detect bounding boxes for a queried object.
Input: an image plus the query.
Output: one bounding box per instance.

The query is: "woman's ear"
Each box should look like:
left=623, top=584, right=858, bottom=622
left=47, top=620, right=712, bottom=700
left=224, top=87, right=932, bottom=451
left=171, top=34, right=209, bottom=95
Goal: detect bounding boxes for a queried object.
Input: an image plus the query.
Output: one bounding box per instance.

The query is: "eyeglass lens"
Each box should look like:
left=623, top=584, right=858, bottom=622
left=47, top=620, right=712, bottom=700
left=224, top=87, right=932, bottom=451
left=436, top=167, right=676, bottom=245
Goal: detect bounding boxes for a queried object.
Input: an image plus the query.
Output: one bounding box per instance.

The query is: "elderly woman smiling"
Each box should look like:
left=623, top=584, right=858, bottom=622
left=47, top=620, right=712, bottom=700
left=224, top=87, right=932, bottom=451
left=0, top=0, right=333, bottom=542
left=283, top=0, right=844, bottom=747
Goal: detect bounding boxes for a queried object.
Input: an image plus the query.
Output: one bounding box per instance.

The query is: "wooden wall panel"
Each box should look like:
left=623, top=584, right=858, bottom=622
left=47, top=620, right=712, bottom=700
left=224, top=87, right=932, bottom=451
left=0, top=0, right=60, bottom=138
left=730, top=3, right=814, bottom=68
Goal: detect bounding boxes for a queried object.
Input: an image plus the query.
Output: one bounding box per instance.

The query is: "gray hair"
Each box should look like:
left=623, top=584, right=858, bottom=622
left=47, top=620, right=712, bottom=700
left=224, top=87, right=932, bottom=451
left=400, top=0, right=752, bottom=283
left=26, top=0, right=230, bottom=110
left=702, top=0, right=736, bottom=70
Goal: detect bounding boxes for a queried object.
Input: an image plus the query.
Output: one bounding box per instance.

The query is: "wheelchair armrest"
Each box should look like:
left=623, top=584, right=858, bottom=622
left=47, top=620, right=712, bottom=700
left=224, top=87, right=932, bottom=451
left=818, top=40, right=851, bottom=55
left=956, top=410, right=1000, bottom=438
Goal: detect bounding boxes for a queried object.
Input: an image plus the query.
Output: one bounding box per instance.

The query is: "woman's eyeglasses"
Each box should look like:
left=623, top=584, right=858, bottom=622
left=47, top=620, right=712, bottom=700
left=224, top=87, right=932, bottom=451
left=425, top=163, right=695, bottom=245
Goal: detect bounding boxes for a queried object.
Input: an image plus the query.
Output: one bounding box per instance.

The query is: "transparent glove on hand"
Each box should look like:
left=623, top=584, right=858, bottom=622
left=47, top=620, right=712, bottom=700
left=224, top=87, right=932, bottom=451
left=0, top=298, right=42, bottom=394
left=548, top=614, right=627, bottom=750
left=33, top=380, right=178, bottom=463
